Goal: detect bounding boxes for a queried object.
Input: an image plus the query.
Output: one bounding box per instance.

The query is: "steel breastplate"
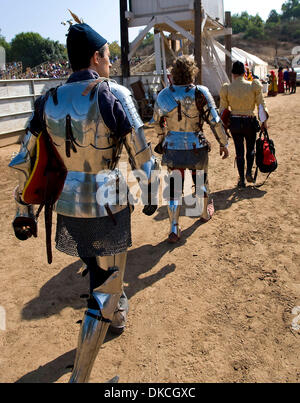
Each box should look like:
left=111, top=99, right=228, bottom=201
left=44, top=80, right=127, bottom=218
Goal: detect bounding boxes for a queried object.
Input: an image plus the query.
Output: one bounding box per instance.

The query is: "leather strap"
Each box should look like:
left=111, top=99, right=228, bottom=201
left=81, top=79, right=106, bottom=96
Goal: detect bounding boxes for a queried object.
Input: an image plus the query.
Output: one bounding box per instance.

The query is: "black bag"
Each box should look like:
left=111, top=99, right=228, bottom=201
left=254, top=129, right=277, bottom=186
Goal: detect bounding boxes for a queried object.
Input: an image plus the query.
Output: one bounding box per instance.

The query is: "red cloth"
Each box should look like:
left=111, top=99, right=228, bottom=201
left=221, top=108, right=231, bottom=129
left=278, top=70, right=284, bottom=93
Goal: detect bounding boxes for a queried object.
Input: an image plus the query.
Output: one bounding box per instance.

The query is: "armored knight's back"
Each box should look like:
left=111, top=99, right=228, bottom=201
left=45, top=79, right=123, bottom=173
left=44, top=79, right=127, bottom=218
left=10, top=78, right=158, bottom=220
left=153, top=84, right=228, bottom=154
left=155, top=85, right=200, bottom=133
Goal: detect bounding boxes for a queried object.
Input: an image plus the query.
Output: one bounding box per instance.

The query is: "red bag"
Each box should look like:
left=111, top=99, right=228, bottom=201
left=22, top=131, right=67, bottom=205
left=221, top=108, right=231, bottom=130
left=254, top=129, right=277, bottom=186
left=22, top=130, right=67, bottom=264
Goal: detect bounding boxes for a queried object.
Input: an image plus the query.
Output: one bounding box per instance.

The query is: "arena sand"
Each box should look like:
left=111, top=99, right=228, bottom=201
left=0, top=90, right=299, bottom=383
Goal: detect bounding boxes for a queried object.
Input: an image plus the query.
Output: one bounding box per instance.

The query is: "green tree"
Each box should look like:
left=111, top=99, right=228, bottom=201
left=265, top=21, right=282, bottom=55
left=40, top=38, right=67, bottom=63
left=279, top=0, right=300, bottom=42
left=224, top=4, right=300, bottom=44
left=10, top=32, right=44, bottom=68
left=231, top=12, right=251, bottom=34
left=281, top=0, right=300, bottom=20
left=141, top=32, right=154, bottom=48
left=266, top=9, right=281, bottom=23
left=243, top=14, right=265, bottom=39
left=10, top=32, right=67, bottom=69
left=109, top=41, right=121, bottom=59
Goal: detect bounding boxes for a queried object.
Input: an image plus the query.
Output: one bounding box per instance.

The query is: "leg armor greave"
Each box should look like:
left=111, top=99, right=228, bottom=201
left=192, top=170, right=211, bottom=220
left=167, top=198, right=181, bottom=238
left=200, top=197, right=210, bottom=220
left=69, top=252, right=127, bottom=383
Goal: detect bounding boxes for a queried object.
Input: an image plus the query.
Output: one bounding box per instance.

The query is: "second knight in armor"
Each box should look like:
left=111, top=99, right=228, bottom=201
left=152, top=56, right=229, bottom=243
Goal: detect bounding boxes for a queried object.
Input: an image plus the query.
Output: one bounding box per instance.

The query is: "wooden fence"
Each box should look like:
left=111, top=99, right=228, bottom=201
left=0, top=74, right=161, bottom=147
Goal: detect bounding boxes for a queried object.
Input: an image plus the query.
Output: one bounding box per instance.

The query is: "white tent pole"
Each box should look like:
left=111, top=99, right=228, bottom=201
left=201, top=11, right=207, bottom=32
left=201, top=37, right=222, bottom=95
left=210, top=37, right=232, bottom=58
left=161, top=32, right=168, bottom=86
left=154, top=30, right=162, bottom=75
left=161, top=31, right=177, bottom=60
left=205, top=34, right=229, bottom=83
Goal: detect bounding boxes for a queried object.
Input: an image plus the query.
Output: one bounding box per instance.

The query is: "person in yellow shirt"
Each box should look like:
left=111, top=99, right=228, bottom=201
left=219, top=61, right=269, bottom=188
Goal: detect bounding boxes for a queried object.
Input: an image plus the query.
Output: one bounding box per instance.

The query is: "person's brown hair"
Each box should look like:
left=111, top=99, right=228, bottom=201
left=171, top=56, right=199, bottom=85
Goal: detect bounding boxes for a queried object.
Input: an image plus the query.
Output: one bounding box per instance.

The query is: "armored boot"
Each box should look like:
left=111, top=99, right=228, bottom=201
left=69, top=304, right=111, bottom=383
left=200, top=197, right=214, bottom=222
left=192, top=171, right=213, bottom=222
left=109, top=291, right=129, bottom=335
left=70, top=253, right=127, bottom=383
left=167, top=198, right=181, bottom=243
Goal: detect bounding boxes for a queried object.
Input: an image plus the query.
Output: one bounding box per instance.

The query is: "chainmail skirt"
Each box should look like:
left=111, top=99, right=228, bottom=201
left=55, top=206, right=132, bottom=257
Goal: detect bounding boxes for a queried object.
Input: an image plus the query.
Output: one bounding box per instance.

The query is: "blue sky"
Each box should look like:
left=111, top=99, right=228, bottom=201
left=0, top=0, right=286, bottom=45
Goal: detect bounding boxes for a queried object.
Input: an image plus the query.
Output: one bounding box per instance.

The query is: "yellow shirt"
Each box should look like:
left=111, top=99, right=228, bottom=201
left=219, top=76, right=268, bottom=117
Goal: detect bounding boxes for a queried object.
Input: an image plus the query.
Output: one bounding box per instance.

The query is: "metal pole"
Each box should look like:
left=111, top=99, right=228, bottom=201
left=194, top=0, right=202, bottom=84
left=225, top=11, right=232, bottom=82
left=120, top=0, right=130, bottom=85
left=161, top=32, right=168, bottom=86
left=154, top=29, right=162, bottom=75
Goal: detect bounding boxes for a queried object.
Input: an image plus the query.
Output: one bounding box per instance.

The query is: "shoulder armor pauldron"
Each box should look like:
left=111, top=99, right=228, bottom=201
left=196, top=85, right=220, bottom=124
left=108, top=81, right=143, bottom=132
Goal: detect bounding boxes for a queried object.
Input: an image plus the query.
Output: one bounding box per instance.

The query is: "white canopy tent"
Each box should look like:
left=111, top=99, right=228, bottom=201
left=233, top=47, right=268, bottom=80
left=209, top=45, right=268, bottom=81
left=190, top=45, right=268, bottom=96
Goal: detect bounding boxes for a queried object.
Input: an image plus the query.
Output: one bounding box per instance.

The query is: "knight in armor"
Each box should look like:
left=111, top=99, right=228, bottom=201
left=9, top=22, right=158, bottom=382
left=152, top=56, right=229, bottom=243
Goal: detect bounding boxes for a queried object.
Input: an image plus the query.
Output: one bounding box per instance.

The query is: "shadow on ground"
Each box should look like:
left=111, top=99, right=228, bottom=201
left=17, top=186, right=260, bottom=382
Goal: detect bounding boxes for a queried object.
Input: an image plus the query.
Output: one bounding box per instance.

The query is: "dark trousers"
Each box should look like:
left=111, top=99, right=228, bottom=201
left=290, top=81, right=296, bottom=94
left=230, top=117, right=258, bottom=181
left=80, top=257, right=108, bottom=293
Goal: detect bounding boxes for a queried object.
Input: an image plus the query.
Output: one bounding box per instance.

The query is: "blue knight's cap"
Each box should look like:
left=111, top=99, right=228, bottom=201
left=67, top=23, right=107, bottom=70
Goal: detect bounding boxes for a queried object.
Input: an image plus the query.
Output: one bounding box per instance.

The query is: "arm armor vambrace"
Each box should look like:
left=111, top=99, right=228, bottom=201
left=209, top=121, right=228, bottom=148
left=9, top=130, right=37, bottom=198
left=109, top=81, right=159, bottom=182
left=197, top=85, right=228, bottom=147
left=9, top=130, right=37, bottom=221
left=13, top=186, right=36, bottom=220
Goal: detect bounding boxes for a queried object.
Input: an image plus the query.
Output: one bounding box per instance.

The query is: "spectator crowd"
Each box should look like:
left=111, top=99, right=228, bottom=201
left=0, top=60, right=71, bottom=80
left=0, top=57, right=142, bottom=80
left=0, top=61, right=23, bottom=79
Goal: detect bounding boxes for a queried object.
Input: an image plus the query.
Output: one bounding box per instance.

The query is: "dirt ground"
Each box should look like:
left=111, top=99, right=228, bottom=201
left=0, top=89, right=299, bottom=384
